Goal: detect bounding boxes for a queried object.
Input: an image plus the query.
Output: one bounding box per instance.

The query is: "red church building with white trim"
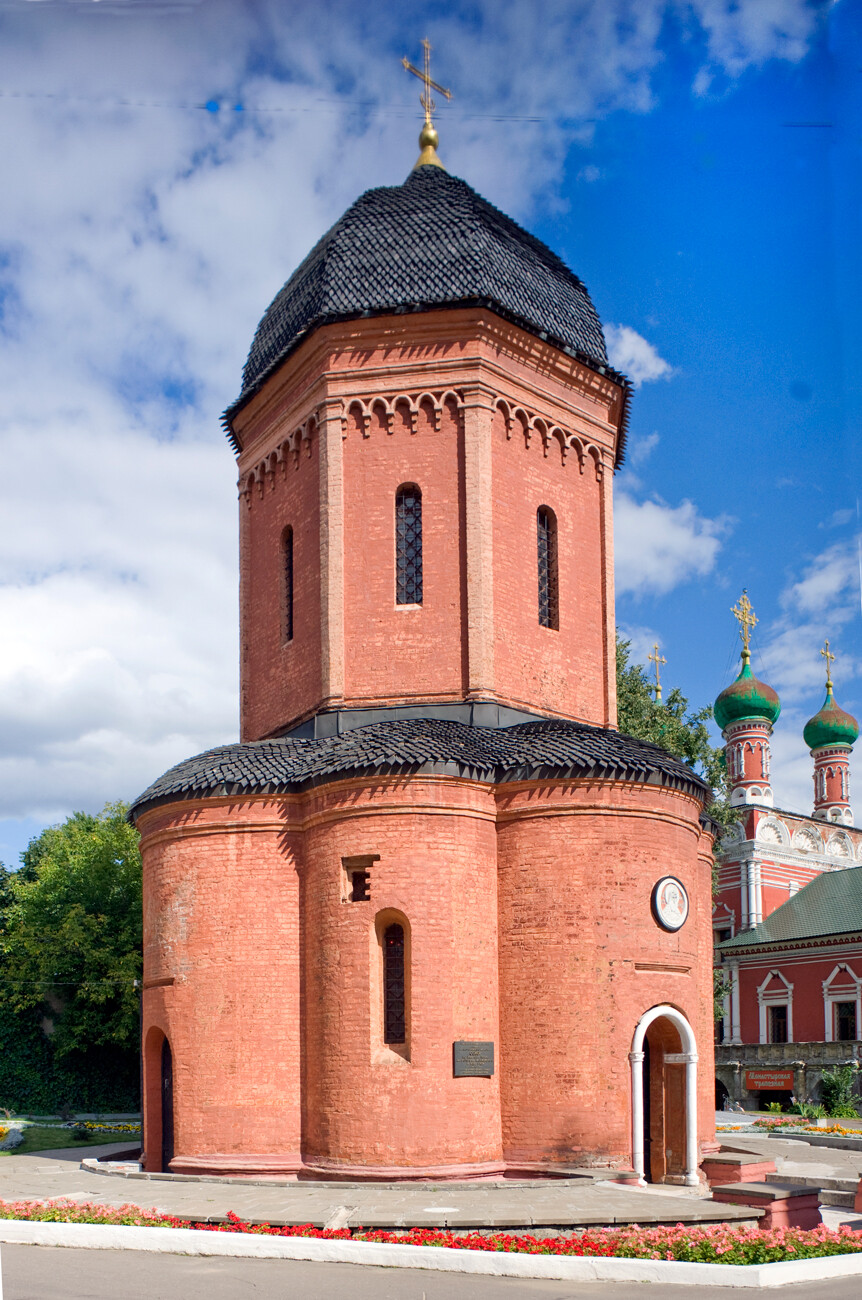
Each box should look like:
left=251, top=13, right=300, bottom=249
left=713, top=614, right=862, bottom=1109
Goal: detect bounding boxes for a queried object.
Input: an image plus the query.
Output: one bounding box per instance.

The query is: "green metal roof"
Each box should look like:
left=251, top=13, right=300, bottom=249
left=721, top=865, right=862, bottom=950
left=803, top=686, right=859, bottom=751
left=714, top=657, right=781, bottom=731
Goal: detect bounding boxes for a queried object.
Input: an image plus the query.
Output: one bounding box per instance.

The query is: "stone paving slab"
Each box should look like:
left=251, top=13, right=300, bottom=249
left=0, top=1144, right=762, bottom=1231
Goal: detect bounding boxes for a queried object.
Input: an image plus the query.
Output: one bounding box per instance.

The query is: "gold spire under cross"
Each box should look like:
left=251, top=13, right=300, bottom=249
left=648, top=643, right=667, bottom=703
left=731, top=589, right=758, bottom=661
left=402, top=38, right=452, bottom=170
left=821, top=639, right=836, bottom=690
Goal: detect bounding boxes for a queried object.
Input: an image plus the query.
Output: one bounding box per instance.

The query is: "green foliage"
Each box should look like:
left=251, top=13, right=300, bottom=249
left=713, top=967, right=730, bottom=1022
left=616, top=635, right=733, bottom=833
left=764, top=1101, right=784, bottom=1114
left=0, top=805, right=142, bottom=1112
left=0, top=1125, right=126, bottom=1157
left=788, top=1100, right=826, bottom=1118
left=819, top=1065, right=860, bottom=1117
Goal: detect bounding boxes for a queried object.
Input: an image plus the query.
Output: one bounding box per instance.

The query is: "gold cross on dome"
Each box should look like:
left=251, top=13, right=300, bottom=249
left=731, top=589, right=758, bottom=655
left=648, top=643, right=667, bottom=703
left=821, top=638, right=836, bottom=689
left=402, top=38, right=452, bottom=126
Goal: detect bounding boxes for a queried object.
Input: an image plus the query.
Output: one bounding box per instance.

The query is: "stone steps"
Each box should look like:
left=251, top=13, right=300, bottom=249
left=766, top=1172, right=857, bottom=1208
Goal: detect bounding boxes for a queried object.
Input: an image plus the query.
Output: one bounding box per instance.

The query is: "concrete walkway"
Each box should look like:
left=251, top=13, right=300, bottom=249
left=0, top=1143, right=760, bottom=1232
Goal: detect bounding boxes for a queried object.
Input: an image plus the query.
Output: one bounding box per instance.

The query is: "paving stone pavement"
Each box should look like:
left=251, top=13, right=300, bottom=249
left=0, top=1144, right=762, bottom=1232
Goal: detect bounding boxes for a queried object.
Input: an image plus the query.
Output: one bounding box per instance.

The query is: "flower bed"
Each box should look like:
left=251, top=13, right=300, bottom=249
left=718, top=1119, right=862, bottom=1135
left=60, top=1122, right=140, bottom=1135
left=1, top=1200, right=861, bottom=1264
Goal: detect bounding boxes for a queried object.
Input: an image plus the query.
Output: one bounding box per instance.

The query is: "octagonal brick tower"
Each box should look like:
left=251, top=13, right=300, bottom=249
left=132, top=158, right=717, bottom=1185
left=229, top=164, right=624, bottom=740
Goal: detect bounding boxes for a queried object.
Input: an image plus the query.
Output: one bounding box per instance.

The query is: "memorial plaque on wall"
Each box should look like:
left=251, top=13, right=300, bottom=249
left=453, top=1041, right=494, bottom=1077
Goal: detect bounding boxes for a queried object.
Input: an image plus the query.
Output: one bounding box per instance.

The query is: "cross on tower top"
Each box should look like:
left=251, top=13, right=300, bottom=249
left=648, top=643, right=667, bottom=703
left=402, top=39, right=452, bottom=171
left=820, top=639, right=836, bottom=690
left=402, top=38, right=452, bottom=126
left=731, top=589, right=758, bottom=660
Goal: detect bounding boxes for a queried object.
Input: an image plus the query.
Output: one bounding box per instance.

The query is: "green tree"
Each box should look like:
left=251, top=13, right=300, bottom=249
left=1, top=803, right=142, bottom=1059
left=616, top=635, right=735, bottom=1024
left=616, top=634, right=732, bottom=831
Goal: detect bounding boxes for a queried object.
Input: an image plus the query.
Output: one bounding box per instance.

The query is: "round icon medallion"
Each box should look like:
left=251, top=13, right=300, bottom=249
left=652, top=876, right=689, bottom=931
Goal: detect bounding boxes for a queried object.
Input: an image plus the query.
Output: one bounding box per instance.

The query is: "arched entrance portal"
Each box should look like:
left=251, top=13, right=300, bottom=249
left=630, top=1005, right=698, bottom=1187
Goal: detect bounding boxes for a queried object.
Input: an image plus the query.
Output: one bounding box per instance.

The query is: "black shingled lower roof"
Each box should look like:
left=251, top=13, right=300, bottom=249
left=130, top=718, right=709, bottom=820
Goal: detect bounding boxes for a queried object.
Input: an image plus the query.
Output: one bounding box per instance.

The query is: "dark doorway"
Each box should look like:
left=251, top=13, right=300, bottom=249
left=715, top=1079, right=730, bottom=1110
left=161, top=1038, right=174, bottom=1172
left=642, top=1038, right=652, bottom=1183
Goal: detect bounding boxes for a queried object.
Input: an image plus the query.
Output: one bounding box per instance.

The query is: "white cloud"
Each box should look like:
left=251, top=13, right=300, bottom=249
left=686, top=0, right=822, bottom=84
left=604, top=324, right=674, bottom=387
left=627, top=430, right=661, bottom=467
left=617, top=622, right=665, bottom=670
left=614, top=493, right=727, bottom=596
left=0, top=0, right=825, bottom=839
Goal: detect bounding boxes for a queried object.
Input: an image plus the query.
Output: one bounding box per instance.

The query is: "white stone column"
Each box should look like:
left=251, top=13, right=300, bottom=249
left=739, top=860, right=749, bottom=928
left=629, top=1049, right=646, bottom=1185
left=753, top=860, right=763, bottom=926
left=730, top=963, right=741, bottom=1045
left=683, top=1049, right=699, bottom=1186
left=747, top=859, right=758, bottom=930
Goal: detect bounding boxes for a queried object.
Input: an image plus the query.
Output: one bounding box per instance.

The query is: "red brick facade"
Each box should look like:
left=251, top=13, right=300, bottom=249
left=137, top=207, right=716, bottom=1182
left=234, top=311, right=620, bottom=738
left=139, top=771, right=715, bottom=1179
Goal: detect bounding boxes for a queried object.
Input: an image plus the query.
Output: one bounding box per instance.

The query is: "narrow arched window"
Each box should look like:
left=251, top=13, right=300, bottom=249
left=537, top=506, right=558, bottom=629
left=282, top=526, right=294, bottom=642
left=395, top=484, right=423, bottom=605
left=383, top=923, right=406, bottom=1043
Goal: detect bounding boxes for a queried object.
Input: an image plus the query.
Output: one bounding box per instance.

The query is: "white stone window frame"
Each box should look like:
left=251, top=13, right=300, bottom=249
left=757, top=969, right=793, bottom=1045
left=823, top=964, right=862, bottom=1043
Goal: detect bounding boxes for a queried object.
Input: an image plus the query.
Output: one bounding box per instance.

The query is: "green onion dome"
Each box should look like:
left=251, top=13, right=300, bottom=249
left=714, top=654, right=781, bottom=732
left=803, top=686, right=859, bottom=751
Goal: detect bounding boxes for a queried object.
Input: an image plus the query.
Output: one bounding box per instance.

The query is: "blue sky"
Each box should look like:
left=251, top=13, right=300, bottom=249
left=0, top=0, right=858, bottom=866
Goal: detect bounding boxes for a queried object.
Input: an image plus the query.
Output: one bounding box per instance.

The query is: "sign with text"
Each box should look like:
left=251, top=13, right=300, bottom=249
left=453, top=1041, right=494, bottom=1077
left=745, top=1069, right=794, bottom=1091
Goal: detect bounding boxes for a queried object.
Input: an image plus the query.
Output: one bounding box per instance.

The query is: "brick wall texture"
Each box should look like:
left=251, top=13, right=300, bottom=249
left=138, top=308, right=716, bottom=1180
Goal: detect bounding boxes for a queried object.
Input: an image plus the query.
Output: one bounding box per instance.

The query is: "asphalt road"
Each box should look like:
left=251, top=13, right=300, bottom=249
left=4, top=1246, right=862, bottom=1300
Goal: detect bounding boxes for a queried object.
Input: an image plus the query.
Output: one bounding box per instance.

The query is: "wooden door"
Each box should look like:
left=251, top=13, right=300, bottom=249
left=161, top=1039, right=174, bottom=1172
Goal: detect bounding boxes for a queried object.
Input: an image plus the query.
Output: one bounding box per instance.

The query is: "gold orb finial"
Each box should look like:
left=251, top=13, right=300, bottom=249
left=402, top=39, right=451, bottom=172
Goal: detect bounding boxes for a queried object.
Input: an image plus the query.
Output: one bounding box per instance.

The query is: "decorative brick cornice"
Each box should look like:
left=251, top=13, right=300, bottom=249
left=239, top=407, right=322, bottom=504
left=494, top=395, right=605, bottom=476
left=340, top=388, right=465, bottom=437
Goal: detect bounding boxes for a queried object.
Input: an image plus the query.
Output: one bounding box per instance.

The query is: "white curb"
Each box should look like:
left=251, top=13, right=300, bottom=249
left=2, top=1221, right=862, bottom=1287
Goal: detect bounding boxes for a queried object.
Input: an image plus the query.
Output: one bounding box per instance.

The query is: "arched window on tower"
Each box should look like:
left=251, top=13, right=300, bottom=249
left=395, top=484, right=423, bottom=605
left=282, top=526, right=294, bottom=642
left=383, top=922, right=406, bottom=1043
left=537, top=506, right=558, bottom=629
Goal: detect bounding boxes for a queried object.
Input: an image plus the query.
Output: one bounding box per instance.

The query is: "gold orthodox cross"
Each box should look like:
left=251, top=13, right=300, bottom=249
left=648, top=643, right=667, bottom=703
left=402, top=38, right=452, bottom=126
left=731, top=589, right=757, bottom=655
left=821, top=639, right=835, bottom=689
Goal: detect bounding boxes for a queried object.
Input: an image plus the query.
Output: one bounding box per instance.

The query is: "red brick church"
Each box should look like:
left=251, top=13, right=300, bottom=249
left=131, top=127, right=717, bottom=1184
left=713, top=615, right=861, bottom=1108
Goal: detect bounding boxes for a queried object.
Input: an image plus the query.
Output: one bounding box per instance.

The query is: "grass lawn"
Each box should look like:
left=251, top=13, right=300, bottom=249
left=0, top=1126, right=138, bottom=1156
